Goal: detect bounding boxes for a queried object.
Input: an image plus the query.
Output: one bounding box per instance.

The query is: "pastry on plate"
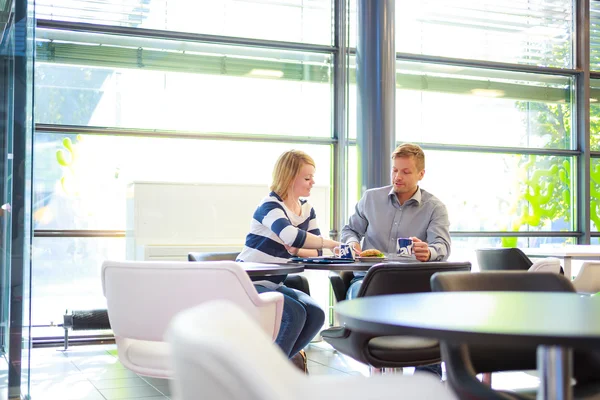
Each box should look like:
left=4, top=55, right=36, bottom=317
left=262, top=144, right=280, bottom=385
left=360, top=249, right=385, bottom=258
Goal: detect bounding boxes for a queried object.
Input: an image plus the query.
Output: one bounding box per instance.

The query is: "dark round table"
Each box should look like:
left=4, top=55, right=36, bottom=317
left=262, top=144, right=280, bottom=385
left=302, top=261, right=381, bottom=271
left=242, top=262, right=304, bottom=277
left=300, top=257, right=418, bottom=271
left=336, top=292, right=600, bottom=400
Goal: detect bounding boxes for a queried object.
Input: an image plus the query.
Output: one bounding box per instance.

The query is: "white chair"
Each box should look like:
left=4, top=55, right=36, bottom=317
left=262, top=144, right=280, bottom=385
left=572, top=262, right=600, bottom=294
left=527, top=257, right=562, bottom=274
left=101, top=260, right=284, bottom=378
left=166, top=300, right=458, bottom=400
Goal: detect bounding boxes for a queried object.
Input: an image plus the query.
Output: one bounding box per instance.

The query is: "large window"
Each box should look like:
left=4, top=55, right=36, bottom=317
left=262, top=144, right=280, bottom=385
left=32, top=137, right=333, bottom=325
left=347, top=57, right=576, bottom=236
left=30, top=0, right=600, bottom=335
left=33, top=3, right=336, bottom=332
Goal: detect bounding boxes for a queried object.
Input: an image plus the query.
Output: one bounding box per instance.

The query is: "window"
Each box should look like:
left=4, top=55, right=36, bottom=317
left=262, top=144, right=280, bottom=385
left=396, top=0, right=573, bottom=68
left=36, top=0, right=334, bottom=45
left=35, top=35, right=333, bottom=136
left=34, top=133, right=332, bottom=230
left=427, top=151, right=574, bottom=233
left=589, top=79, right=600, bottom=151
left=591, top=157, right=600, bottom=231
left=348, top=58, right=574, bottom=149
left=346, top=148, right=575, bottom=233
left=349, top=0, right=573, bottom=67
left=393, top=61, right=574, bottom=149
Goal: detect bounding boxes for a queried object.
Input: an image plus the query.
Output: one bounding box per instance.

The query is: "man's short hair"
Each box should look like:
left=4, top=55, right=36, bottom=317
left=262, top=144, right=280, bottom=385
left=392, top=143, right=425, bottom=171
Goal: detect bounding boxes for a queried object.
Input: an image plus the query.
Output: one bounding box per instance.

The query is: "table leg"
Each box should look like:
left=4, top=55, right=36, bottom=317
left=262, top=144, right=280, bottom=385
left=536, top=345, right=572, bottom=400
left=563, top=258, right=572, bottom=280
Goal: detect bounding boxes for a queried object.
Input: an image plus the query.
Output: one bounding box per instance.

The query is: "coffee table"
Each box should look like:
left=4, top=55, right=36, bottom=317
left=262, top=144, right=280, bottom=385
left=336, top=291, right=600, bottom=400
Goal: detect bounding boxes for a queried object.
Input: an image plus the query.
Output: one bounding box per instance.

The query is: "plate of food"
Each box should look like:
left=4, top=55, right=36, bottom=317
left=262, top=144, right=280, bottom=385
left=356, top=249, right=386, bottom=261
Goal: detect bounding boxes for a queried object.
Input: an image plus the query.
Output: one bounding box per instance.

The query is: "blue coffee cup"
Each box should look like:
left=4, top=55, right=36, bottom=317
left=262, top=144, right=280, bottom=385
left=397, top=238, right=413, bottom=256
left=333, top=243, right=355, bottom=260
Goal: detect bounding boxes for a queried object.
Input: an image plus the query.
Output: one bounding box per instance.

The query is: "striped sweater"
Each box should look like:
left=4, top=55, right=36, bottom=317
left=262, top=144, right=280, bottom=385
left=237, top=191, right=323, bottom=263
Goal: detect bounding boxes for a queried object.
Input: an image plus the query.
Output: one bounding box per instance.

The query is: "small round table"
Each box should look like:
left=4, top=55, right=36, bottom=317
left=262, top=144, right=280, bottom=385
left=336, top=292, right=600, bottom=400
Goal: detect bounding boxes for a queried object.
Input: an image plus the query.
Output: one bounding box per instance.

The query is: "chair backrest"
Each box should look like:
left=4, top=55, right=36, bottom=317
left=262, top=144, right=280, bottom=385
left=431, top=270, right=574, bottom=293
left=475, top=248, right=532, bottom=271
left=101, top=260, right=263, bottom=341
left=166, top=300, right=300, bottom=400
left=528, top=257, right=562, bottom=274
left=430, top=271, right=575, bottom=373
left=167, top=300, right=459, bottom=400
left=357, top=262, right=472, bottom=298
left=188, top=252, right=239, bottom=262
left=572, top=262, right=600, bottom=293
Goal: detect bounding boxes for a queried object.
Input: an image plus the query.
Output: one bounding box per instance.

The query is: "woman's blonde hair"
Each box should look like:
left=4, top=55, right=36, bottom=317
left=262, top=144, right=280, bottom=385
left=270, top=150, right=316, bottom=199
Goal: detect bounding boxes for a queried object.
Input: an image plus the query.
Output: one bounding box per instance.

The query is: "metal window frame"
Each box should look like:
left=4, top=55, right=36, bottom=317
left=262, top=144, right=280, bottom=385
left=33, top=0, right=594, bottom=242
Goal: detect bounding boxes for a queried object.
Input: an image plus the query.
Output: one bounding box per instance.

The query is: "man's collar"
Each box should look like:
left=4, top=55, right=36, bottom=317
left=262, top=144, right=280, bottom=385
left=388, top=187, right=422, bottom=206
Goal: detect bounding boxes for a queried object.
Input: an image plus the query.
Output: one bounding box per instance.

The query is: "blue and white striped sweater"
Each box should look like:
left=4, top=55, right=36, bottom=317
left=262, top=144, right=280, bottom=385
left=237, top=191, right=322, bottom=263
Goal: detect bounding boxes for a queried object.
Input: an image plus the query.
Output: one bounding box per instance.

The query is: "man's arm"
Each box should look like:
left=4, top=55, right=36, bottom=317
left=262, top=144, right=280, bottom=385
left=340, top=194, right=369, bottom=249
left=425, top=204, right=451, bottom=261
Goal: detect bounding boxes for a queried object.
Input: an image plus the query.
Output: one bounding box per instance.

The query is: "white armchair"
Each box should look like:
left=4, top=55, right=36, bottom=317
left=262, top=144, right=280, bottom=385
left=166, top=300, right=458, bottom=400
left=572, top=262, right=600, bottom=294
left=527, top=257, right=562, bottom=274
left=101, top=260, right=284, bottom=378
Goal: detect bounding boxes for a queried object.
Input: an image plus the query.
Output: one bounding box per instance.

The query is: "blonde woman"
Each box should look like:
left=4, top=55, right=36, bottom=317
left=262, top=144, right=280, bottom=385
left=237, top=150, right=340, bottom=365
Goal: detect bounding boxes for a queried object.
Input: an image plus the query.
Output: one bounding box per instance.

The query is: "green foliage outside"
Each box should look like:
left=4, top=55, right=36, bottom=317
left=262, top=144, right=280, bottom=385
left=501, top=98, right=600, bottom=246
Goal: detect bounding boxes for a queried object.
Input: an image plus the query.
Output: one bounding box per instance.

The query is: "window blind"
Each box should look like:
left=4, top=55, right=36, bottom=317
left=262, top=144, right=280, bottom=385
left=394, top=0, right=573, bottom=68
left=35, top=0, right=333, bottom=45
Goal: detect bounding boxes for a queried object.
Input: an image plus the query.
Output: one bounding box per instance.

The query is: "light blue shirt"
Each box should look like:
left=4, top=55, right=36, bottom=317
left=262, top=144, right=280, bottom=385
left=341, top=186, right=451, bottom=261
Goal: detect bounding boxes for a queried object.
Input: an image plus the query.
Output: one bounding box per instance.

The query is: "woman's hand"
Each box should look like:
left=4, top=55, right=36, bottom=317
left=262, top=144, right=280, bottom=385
left=410, top=237, right=431, bottom=262
left=284, top=244, right=300, bottom=256
left=323, top=238, right=341, bottom=250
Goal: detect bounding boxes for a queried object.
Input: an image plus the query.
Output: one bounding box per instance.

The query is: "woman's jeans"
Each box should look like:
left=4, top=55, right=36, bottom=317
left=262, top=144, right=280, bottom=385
left=254, top=284, right=325, bottom=358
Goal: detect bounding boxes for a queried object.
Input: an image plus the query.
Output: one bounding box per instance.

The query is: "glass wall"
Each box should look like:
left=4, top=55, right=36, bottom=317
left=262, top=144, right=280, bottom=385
left=346, top=0, right=583, bottom=264
left=32, top=1, right=336, bottom=337
left=26, top=0, right=600, bottom=341
left=0, top=0, right=35, bottom=397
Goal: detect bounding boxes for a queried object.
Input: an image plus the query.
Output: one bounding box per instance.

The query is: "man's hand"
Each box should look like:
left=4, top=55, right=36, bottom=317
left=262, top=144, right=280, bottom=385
left=349, top=241, right=362, bottom=256
left=410, top=237, right=431, bottom=262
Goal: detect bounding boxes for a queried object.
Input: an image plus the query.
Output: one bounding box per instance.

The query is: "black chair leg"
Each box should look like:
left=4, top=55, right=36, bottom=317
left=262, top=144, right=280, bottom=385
left=441, top=342, right=507, bottom=400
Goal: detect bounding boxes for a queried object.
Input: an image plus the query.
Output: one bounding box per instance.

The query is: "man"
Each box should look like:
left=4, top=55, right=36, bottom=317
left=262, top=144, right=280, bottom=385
left=341, top=142, right=451, bottom=297
left=340, top=143, right=451, bottom=379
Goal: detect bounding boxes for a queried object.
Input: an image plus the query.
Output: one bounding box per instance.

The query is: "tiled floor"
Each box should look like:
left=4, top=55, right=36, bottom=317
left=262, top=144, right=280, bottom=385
left=0, top=341, right=540, bottom=399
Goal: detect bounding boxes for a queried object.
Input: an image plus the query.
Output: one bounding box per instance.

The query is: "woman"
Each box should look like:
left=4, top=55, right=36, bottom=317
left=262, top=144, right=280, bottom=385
left=237, top=150, right=340, bottom=365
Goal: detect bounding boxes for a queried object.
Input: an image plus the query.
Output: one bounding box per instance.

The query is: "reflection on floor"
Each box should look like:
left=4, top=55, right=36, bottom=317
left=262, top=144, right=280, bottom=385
left=1, top=341, right=540, bottom=399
